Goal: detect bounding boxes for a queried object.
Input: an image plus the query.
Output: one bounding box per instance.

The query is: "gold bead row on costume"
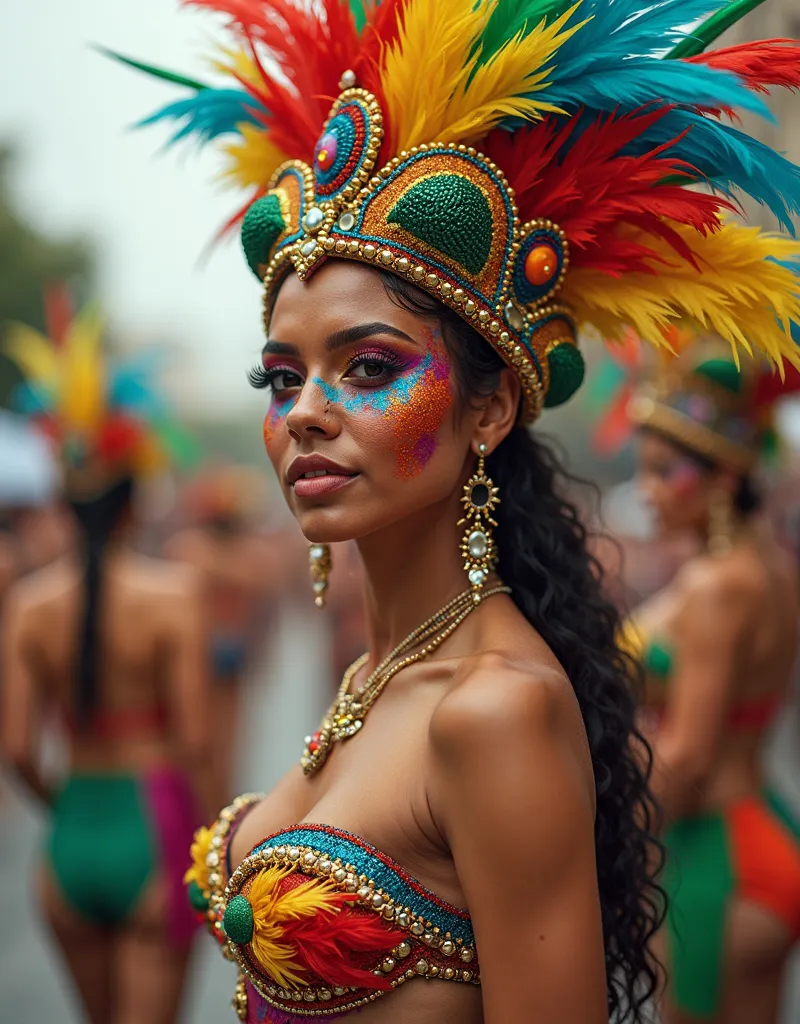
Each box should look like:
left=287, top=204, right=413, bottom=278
left=301, top=581, right=510, bottom=774
left=308, top=444, right=501, bottom=606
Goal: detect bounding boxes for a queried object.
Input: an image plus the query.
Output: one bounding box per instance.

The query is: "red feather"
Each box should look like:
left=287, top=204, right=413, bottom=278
left=43, top=283, right=73, bottom=348
left=486, top=107, right=734, bottom=278
left=97, top=416, right=143, bottom=462
left=752, top=363, right=800, bottom=411
left=593, top=385, right=635, bottom=456
left=686, top=40, right=800, bottom=95
left=280, top=889, right=406, bottom=991
left=186, top=0, right=361, bottom=160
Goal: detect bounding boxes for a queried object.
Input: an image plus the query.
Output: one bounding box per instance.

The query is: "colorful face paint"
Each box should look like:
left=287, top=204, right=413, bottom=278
left=665, top=458, right=702, bottom=496
left=313, top=328, right=453, bottom=477
left=262, top=393, right=298, bottom=449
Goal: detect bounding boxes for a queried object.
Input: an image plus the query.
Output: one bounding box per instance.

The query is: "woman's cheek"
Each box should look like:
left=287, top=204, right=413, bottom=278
left=667, top=461, right=702, bottom=498
left=315, top=329, right=454, bottom=479
left=384, top=345, right=453, bottom=478
left=262, top=397, right=295, bottom=454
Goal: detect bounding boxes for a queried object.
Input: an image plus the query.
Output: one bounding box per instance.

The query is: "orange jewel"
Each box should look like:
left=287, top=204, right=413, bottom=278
left=524, top=243, right=558, bottom=287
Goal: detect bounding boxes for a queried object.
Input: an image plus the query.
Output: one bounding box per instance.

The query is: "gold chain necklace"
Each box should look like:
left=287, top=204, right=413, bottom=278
left=300, top=584, right=510, bottom=775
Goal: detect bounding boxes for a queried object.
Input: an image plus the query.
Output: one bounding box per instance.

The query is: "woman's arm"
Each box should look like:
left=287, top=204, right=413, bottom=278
left=1, top=585, right=52, bottom=805
left=651, top=565, right=753, bottom=821
left=429, top=657, right=607, bottom=1024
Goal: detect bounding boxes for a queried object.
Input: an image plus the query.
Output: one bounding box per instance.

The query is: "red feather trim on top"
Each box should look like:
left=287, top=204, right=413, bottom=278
left=186, top=0, right=362, bottom=161
left=486, top=107, right=735, bottom=278
left=686, top=40, right=800, bottom=95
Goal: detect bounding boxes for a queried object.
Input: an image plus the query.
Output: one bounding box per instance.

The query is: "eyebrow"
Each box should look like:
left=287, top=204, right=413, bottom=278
left=263, top=322, right=415, bottom=358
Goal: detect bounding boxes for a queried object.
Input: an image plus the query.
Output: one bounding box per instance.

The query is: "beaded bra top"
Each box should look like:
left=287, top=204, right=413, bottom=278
left=185, top=796, right=479, bottom=1021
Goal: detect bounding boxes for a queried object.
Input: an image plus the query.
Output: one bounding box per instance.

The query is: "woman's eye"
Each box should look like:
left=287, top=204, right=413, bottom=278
left=351, top=361, right=387, bottom=379
left=272, top=370, right=303, bottom=392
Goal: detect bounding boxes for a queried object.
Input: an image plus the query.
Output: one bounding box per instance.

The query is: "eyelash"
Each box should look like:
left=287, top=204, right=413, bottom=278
left=248, top=349, right=408, bottom=394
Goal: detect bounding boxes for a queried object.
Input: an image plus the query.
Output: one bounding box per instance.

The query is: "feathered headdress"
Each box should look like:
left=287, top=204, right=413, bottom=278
left=628, top=329, right=800, bottom=472
left=2, top=287, right=196, bottom=480
left=111, top=0, right=800, bottom=421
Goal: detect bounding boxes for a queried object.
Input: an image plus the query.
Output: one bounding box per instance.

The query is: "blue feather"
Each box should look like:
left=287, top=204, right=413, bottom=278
left=12, top=382, right=51, bottom=416
left=557, top=0, right=727, bottom=59
left=622, top=111, right=800, bottom=233
left=541, top=57, right=771, bottom=121
left=110, top=352, right=168, bottom=415
left=138, top=88, right=267, bottom=146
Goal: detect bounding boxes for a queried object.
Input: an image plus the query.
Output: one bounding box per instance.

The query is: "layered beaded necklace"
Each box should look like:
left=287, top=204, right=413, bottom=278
left=300, top=584, right=510, bottom=775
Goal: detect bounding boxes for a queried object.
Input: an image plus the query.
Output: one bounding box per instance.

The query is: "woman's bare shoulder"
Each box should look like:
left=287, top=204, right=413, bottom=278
left=430, top=649, right=593, bottom=795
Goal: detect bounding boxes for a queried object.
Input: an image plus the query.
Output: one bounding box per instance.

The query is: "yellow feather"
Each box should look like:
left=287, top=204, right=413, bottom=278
left=441, top=5, right=585, bottom=145
left=247, top=866, right=341, bottom=990
left=59, top=304, right=106, bottom=432
left=563, top=222, right=800, bottom=370
left=212, top=45, right=263, bottom=91
left=380, top=0, right=494, bottom=152
left=221, top=123, right=289, bottom=191
left=2, top=323, right=58, bottom=385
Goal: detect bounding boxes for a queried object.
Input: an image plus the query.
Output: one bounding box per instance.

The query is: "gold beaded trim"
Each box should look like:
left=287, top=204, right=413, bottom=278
left=204, top=792, right=265, bottom=954
left=628, top=393, right=756, bottom=473
left=224, top=842, right=480, bottom=1016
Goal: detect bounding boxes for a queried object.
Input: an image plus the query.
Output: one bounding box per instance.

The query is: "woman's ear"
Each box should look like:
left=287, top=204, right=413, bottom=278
left=473, top=367, right=521, bottom=453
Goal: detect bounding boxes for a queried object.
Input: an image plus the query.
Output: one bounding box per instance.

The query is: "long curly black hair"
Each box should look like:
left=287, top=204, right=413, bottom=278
left=382, top=272, right=665, bottom=1022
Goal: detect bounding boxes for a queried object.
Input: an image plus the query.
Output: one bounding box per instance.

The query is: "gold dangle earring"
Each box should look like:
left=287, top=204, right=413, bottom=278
left=459, top=443, right=501, bottom=602
left=309, top=543, right=332, bottom=607
left=708, top=488, right=734, bottom=556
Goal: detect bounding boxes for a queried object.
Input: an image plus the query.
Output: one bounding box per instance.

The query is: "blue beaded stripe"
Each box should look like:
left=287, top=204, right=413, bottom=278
left=354, top=149, right=516, bottom=306
left=251, top=825, right=475, bottom=945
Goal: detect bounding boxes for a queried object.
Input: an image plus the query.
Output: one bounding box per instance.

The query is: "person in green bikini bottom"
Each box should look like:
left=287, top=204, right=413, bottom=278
left=1, top=300, right=212, bottom=1024
left=625, top=345, right=800, bottom=1024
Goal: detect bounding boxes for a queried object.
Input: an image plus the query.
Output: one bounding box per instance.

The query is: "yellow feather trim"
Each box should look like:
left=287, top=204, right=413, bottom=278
left=221, top=123, right=289, bottom=191
left=380, top=0, right=584, bottom=152
left=380, top=0, right=494, bottom=153
left=442, top=5, right=585, bottom=145
left=564, top=222, right=800, bottom=371
left=247, top=865, right=342, bottom=990
left=212, top=45, right=263, bottom=92
left=2, top=323, right=58, bottom=386
left=59, top=304, right=106, bottom=432
left=184, top=825, right=213, bottom=892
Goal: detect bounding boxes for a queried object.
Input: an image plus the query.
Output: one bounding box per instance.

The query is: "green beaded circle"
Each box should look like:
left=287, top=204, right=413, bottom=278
left=544, top=343, right=585, bottom=408
left=223, top=894, right=255, bottom=944
left=187, top=880, right=209, bottom=913
left=241, top=194, right=286, bottom=279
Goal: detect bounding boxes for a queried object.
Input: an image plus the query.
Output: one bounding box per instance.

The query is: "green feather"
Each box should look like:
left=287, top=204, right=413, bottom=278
left=95, top=45, right=209, bottom=93
left=478, top=0, right=574, bottom=63
left=348, top=0, right=370, bottom=32
left=667, top=0, right=770, bottom=60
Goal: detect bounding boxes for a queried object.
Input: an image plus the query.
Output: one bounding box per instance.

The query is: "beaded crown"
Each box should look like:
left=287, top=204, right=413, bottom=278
left=115, top=0, right=800, bottom=421
left=2, top=288, right=195, bottom=481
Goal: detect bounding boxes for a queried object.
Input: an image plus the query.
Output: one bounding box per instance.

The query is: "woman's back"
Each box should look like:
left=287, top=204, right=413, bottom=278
left=3, top=548, right=209, bottom=775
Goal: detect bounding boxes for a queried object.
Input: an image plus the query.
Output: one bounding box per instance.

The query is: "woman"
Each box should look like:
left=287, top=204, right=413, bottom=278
left=120, top=0, right=800, bottom=1019
left=0, top=304, right=212, bottom=1024
left=626, top=352, right=800, bottom=1024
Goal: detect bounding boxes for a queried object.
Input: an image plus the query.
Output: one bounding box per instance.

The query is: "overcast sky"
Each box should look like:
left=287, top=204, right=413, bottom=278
left=0, top=1, right=267, bottom=419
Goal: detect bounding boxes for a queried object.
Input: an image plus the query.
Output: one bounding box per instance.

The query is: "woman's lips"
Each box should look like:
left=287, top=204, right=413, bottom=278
left=292, top=473, right=358, bottom=498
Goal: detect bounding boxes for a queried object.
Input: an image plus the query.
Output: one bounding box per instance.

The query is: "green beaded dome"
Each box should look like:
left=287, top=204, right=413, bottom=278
left=223, top=894, right=255, bottom=944
left=544, top=344, right=586, bottom=408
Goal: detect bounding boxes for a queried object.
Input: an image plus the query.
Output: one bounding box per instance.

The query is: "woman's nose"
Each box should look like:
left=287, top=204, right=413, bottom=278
left=285, top=379, right=340, bottom=442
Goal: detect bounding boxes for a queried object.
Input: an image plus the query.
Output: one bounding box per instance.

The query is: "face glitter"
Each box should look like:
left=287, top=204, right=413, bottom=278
left=313, top=328, right=453, bottom=477
left=262, top=393, right=298, bottom=449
